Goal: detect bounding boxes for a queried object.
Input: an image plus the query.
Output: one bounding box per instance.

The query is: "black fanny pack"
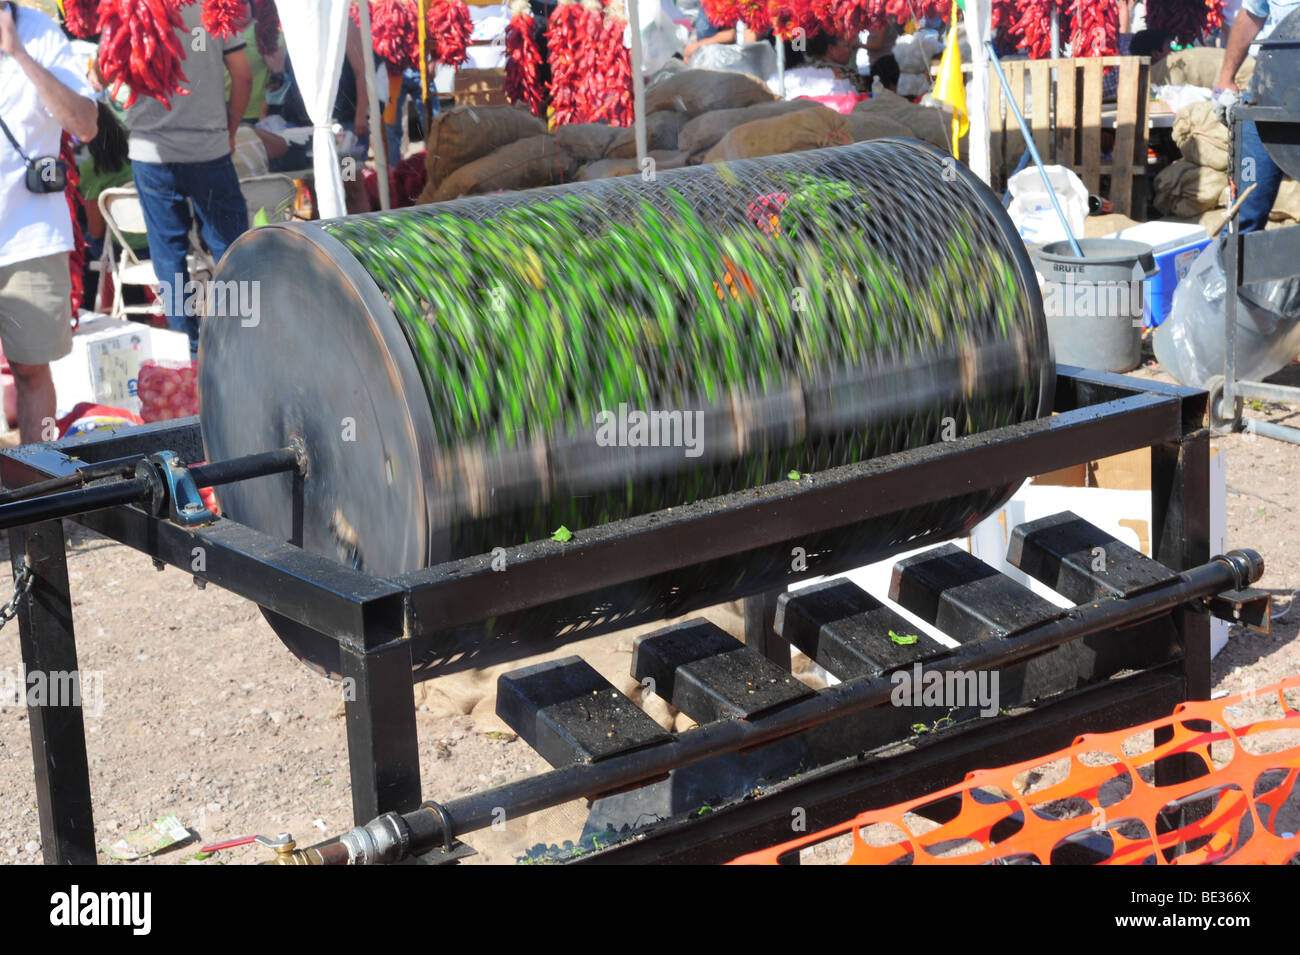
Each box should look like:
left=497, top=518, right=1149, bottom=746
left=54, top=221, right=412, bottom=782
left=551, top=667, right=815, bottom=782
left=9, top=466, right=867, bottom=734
left=0, top=113, right=67, bottom=194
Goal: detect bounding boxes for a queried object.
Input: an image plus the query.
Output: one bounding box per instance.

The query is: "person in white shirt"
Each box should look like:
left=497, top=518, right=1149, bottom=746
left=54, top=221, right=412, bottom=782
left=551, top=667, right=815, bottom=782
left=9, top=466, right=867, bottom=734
left=0, top=2, right=97, bottom=444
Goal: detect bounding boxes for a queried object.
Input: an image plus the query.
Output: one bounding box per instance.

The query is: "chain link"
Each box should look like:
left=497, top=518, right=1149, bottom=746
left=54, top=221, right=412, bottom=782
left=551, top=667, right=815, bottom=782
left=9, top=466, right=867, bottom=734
left=0, top=561, right=34, bottom=631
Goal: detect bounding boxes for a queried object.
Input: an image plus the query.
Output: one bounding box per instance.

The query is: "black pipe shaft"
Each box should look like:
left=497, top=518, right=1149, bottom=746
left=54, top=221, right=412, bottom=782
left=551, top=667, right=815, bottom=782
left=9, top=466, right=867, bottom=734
left=0, top=454, right=144, bottom=506
left=189, top=446, right=300, bottom=488
left=0, top=476, right=154, bottom=532
left=387, top=550, right=1262, bottom=854
left=0, top=447, right=299, bottom=530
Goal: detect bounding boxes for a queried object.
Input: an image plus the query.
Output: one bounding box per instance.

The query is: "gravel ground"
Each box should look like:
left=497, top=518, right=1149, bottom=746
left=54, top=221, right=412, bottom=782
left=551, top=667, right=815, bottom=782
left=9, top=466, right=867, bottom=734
left=0, top=365, right=1297, bottom=866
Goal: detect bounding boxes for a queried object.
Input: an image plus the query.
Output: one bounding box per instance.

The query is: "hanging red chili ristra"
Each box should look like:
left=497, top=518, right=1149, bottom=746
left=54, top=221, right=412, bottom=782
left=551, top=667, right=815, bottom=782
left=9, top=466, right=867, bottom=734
left=60, top=132, right=86, bottom=319
left=251, top=0, right=280, bottom=57
left=427, top=0, right=474, bottom=68
left=201, top=0, right=250, bottom=38
left=61, top=0, right=100, bottom=39
left=590, top=0, right=633, bottom=127
left=351, top=1, right=420, bottom=72
left=505, top=0, right=547, bottom=116
left=1066, top=0, right=1117, bottom=56
left=700, top=0, right=742, bottom=28
left=573, top=0, right=605, bottom=124
left=1008, top=0, right=1063, bottom=58
left=97, top=0, right=191, bottom=110
left=548, top=0, right=584, bottom=126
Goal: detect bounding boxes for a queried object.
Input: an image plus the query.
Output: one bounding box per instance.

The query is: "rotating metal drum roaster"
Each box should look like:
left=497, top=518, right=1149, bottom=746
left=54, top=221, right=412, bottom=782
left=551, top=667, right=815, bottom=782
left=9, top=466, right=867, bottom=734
left=198, top=139, right=1055, bottom=674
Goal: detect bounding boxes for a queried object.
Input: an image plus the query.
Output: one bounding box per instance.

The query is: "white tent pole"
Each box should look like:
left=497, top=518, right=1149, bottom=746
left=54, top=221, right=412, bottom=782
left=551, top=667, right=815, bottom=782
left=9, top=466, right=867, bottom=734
left=776, top=37, right=785, bottom=98
left=629, top=0, right=647, bottom=165
left=356, top=0, right=391, bottom=210
left=967, top=0, right=992, bottom=186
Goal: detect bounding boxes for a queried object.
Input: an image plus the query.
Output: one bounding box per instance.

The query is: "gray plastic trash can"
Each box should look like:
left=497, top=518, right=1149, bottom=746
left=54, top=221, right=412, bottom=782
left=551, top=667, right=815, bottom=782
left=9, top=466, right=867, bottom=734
left=1036, top=238, right=1159, bottom=373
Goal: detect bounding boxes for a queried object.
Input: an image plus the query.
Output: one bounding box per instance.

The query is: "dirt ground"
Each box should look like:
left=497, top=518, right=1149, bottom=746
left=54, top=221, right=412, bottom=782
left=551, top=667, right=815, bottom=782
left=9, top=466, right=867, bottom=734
left=1, top=360, right=1298, bottom=866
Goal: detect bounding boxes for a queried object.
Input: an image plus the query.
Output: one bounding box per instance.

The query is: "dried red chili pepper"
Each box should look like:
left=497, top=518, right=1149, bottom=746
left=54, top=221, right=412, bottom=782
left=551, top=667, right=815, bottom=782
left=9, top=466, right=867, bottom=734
left=590, top=0, right=633, bottom=126
left=357, top=0, right=422, bottom=72
left=201, top=0, right=250, bottom=38
left=252, top=0, right=281, bottom=57
left=548, top=0, right=585, bottom=126
left=97, top=0, right=191, bottom=110
left=427, top=0, right=473, bottom=68
left=61, top=132, right=86, bottom=317
left=61, top=0, right=100, bottom=39
left=505, top=0, right=547, bottom=116
left=1066, top=0, right=1117, bottom=56
left=1146, top=0, right=1209, bottom=46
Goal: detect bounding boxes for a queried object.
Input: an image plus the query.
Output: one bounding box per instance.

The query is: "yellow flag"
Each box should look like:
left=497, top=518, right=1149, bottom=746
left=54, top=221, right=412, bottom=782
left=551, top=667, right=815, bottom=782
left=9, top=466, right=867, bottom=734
left=932, top=0, right=969, bottom=157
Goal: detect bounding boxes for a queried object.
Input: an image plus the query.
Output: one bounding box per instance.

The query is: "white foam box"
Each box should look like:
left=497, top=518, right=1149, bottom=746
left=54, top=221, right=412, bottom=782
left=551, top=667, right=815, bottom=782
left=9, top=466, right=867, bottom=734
left=50, top=315, right=191, bottom=416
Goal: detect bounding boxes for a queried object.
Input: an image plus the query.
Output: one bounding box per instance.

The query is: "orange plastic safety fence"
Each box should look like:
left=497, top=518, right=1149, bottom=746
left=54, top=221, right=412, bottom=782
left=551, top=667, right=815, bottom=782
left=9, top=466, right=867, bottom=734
left=730, top=676, right=1300, bottom=865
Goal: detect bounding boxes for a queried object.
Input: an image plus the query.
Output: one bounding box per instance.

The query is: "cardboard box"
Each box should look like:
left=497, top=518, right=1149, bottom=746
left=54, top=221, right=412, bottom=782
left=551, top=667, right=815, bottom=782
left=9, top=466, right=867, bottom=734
left=50, top=316, right=191, bottom=416
left=454, top=68, right=509, bottom=107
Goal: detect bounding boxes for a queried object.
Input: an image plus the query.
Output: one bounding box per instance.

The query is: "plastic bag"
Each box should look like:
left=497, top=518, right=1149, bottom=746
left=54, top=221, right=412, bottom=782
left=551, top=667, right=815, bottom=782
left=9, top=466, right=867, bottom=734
left=1153, top=239, right=1300, bottom=389
left=691, top=41, right=776, bottom=81
left=630, top=0, right=687, bottom=76
left=1006, top=165, right=1089, bottom=246
left=137, top=359, right=199, bottom=423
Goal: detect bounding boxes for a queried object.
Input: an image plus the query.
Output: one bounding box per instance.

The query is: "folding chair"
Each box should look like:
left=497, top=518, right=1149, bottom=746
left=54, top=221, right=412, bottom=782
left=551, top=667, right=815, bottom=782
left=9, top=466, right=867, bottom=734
left=97, top=187, right=212, bottom=321
left=239, top=173, right=297, bottom=225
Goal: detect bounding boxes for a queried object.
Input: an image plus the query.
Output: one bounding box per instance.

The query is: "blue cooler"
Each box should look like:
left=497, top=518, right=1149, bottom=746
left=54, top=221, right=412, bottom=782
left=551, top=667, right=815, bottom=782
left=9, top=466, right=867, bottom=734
left=1098, top=221, right=1211, bottom=329
left=1145, top=235, right=1213, bottom=328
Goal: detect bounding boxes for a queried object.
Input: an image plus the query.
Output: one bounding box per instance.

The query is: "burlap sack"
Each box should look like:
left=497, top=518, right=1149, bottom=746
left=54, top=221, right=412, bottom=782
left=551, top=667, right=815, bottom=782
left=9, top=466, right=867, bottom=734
left=846, top=112, right=920, bottom=144
left=1083, top=212, right=1141, bottom=237
left=1198, top=208, right=1227, bottom=235
left=1269, top=178, right=1300, bottom=223
left=1153, top=159, right=1229, bottom=218
left=701, top=108, right=853, bottom=162
left=555, top=122, right=620, bottom=162
left=1172, top=101, right=1231, bottom=171
left=605, top=111, right=687, bottom=158
left=853, top=90, right=949, bottom=149
left=432, top=134, right=575, bottom=201
left=678, top=99, right=824, bottom=159
left=577, top=150, right=689, bottom=181
left=644, top=68, right=776, bottom=117
left=422, top=105, right=547, bottom=201
left=1151, top=48, right=1254, bottom=90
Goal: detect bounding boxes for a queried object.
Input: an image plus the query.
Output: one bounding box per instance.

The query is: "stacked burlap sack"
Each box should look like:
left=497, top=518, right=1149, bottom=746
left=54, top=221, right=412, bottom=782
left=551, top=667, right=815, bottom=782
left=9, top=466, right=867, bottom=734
left=1150, top=46, right=1298, bottom=228
left=419, top=69, right=963, bottom=201
left=1154, top=100, right=1300, bottom=228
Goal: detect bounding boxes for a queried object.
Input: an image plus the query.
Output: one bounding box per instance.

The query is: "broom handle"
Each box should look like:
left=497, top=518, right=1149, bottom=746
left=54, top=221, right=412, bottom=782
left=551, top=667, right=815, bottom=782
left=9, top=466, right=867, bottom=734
left=986, top=42, right=1084, bottom=258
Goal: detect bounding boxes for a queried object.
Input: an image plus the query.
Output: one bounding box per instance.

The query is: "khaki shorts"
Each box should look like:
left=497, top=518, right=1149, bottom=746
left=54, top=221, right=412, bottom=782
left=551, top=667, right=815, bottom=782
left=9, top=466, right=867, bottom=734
left=0, top=252, right=75, bottom=366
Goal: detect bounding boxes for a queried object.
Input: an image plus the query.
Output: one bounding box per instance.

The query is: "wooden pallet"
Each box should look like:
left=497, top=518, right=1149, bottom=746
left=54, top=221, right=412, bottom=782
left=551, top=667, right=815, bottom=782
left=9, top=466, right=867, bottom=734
left=987, top=56, right=1151, bottom=218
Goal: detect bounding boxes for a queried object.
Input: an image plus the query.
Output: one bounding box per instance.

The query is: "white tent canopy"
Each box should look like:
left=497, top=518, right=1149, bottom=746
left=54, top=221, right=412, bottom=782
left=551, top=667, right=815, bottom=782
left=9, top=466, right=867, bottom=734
left=274, top=0, right=352, bottom=219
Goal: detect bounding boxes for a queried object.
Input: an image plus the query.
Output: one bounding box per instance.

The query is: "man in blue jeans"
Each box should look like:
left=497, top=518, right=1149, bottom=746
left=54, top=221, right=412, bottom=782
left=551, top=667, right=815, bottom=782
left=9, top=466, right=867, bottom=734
left=1214, top=0, right=1300, bottom=233
left=120, top=2, right=252, bottom=355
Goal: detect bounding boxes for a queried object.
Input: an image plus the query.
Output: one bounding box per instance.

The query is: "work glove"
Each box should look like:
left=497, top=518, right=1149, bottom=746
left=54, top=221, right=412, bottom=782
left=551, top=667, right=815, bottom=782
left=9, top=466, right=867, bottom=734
left=1212, top=86, right=1241, bottom=128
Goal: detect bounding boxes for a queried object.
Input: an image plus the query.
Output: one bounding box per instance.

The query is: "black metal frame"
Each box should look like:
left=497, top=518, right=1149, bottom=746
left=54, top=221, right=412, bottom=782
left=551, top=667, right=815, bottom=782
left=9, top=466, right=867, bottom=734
left=0, top=366, right=1211, bottom=865
left=1220, top=108, right=1300, bottom=444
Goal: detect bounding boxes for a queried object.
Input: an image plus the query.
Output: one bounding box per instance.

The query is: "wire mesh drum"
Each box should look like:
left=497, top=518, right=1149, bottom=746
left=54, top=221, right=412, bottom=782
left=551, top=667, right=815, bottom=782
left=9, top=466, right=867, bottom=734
left=199, top=139, right=1054, bottom=674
